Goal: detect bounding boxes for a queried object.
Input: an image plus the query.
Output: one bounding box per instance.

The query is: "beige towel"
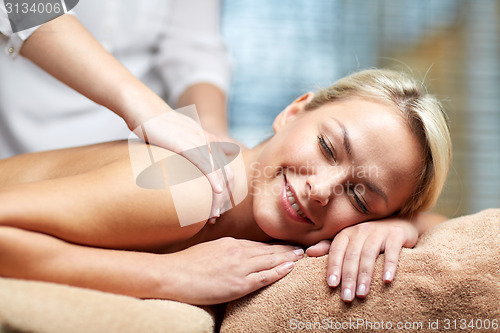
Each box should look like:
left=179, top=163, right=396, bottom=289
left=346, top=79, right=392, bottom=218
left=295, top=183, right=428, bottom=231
left=221, top=209, right=500, bottom=333
left=0, top=277, right=215, bottom=333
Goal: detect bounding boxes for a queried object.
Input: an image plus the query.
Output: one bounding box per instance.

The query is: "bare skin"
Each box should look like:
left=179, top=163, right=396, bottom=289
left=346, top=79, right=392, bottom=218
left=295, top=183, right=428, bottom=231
left=21, top=15, right=228, bottom=136
left=19, top=14, right=231, bottom=212
left=0, top=140, right=270, bottom=250
left=0, top=141, right=304, bottom=305
left=0, top=96, right=447, bottom=303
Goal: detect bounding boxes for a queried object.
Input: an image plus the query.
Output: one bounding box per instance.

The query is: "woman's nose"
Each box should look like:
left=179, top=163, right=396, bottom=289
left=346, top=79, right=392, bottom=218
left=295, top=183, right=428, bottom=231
left=307, top=179, right=330, bottom=206
left=306, top=167, right=347, bottom=206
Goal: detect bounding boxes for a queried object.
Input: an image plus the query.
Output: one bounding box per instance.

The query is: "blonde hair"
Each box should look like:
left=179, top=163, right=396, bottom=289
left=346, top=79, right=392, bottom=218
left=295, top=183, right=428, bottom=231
left=305, top=69, right=452, bottom=215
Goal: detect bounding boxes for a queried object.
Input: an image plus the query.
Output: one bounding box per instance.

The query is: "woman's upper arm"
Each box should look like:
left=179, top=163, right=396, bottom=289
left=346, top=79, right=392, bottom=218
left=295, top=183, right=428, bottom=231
left=0, top=155, right=209, bottom=250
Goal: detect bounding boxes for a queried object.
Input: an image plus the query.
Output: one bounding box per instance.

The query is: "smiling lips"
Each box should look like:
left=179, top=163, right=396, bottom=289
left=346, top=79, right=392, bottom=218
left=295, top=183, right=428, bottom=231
left=282, top=175, right=314, bottom=224
left=286, top=184, right=307, bottom=218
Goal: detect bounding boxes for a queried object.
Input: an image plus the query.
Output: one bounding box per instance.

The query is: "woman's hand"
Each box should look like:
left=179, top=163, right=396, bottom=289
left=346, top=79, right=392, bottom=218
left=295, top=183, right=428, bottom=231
left=158, top=237, right=304, bottom=305
left=305, top=218, right=418, bottom=302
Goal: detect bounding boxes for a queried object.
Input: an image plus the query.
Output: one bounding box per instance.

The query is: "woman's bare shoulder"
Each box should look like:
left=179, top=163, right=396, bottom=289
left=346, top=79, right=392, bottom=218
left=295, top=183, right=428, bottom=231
left=0, top=141, right=132, bottom=186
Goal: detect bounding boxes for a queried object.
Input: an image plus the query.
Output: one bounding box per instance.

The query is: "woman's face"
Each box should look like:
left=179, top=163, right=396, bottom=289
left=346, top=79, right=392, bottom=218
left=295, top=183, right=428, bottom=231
left=250, top=95, right=424, bottom=246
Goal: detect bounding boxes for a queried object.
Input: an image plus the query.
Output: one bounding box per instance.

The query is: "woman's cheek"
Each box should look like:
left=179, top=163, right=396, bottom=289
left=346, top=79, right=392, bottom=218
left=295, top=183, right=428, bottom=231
left=249, top=178, right=262, bottom=196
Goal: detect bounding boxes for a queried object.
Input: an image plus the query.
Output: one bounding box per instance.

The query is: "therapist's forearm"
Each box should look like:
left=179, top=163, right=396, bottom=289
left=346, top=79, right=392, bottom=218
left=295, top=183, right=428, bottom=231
left=177, top=83, right=228, bottom=136
left=20, top=14, right=169, bottom=130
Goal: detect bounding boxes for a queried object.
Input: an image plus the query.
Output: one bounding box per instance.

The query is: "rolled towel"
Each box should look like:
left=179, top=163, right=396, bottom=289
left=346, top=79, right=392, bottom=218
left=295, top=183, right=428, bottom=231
left=0, top=277, right=215, bottom=333
left=222, top=209, right=500, bottom=333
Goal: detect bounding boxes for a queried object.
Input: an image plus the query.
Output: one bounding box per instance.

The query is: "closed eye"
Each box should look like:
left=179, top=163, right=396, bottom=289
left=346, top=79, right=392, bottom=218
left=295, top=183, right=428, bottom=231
left=318, top=135, right=336, bottom=162
left=349, top=186, right=368, bottom=214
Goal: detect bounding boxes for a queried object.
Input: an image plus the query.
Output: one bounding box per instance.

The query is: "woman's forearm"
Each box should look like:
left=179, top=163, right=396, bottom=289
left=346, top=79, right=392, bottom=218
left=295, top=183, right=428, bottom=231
left=0, top=226, right=170, bottom=299
left=20, top=14, right=170, bottom=130
left=0, top=226, right=302, bottom=305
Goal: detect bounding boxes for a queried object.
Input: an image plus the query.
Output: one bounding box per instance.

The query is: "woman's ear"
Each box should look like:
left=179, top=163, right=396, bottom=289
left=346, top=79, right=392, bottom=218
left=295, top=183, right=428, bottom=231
left=272, top=92, right=315, bottom=132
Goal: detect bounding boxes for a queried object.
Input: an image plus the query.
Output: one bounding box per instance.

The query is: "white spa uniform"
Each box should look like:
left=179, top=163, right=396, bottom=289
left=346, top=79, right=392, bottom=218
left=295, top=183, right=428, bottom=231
left=0, top=0, right=230, bottom=158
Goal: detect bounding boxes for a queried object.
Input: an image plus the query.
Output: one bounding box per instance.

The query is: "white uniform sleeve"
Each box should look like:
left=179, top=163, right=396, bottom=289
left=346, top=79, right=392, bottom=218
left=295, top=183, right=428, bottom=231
left=157, top=0, right=231, bottom=106
left=0, top=0, right=77, bottom=59
left=0, top=0, right=39, bottom=58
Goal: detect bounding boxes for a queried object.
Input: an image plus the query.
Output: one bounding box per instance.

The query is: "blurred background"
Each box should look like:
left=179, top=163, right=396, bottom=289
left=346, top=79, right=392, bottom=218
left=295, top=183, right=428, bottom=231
left=220, top=0, right=500, bottom=217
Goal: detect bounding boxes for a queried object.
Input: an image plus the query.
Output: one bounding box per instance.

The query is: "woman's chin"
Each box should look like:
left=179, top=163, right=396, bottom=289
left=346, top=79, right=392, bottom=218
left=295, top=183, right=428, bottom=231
left=258, top=221, right=317, bottom=246
left=254, top=213, right=286, bottom=239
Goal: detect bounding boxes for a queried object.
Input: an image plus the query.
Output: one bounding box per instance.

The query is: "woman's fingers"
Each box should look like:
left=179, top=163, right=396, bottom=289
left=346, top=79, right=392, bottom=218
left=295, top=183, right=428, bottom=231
left=248, top=247, right=303, bottom=272
left=338, top=233, right=371, bottom=302
left=305, top=239, right=331, bottom=257
left=236, top=239, right=297, bottom=253
left=241, top=242, right=303, bottom=292
left=166, top=238, right=306, bottom=304
left=246, top=261, right=295, bottom=291
left=354, top=235, right=385, bottom=298
left=323, top=221, right=418, bottom=303
left=382, top=233, right=405, bottom=283
left=326, top=233, right=349, bottom=289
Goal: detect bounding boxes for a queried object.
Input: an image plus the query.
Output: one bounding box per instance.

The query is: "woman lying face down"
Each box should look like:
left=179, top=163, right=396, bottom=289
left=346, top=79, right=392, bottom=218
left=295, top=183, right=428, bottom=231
left=0, top=69, right=451, bottom=304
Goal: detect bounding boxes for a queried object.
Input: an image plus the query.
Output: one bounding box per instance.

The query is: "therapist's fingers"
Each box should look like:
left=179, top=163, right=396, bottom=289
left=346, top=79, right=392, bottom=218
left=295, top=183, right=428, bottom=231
left=145, top=111, right=227, bottom=195
left=207, top=136, right=243, bottom=188
left=181, top=145, right=225, bottom=194
left=167, top=120, right=223, bottom=195
left=131, top=110, right=243, bottom=219
left=182, top=128, right=240, bottom=198
left=208, top=141, right=231, bottom=221
left=206, top=139, right=245, bottom=222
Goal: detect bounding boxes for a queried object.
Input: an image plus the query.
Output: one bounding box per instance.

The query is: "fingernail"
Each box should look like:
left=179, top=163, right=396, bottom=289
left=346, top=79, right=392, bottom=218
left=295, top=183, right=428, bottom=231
left=327, top=274, right=338, bottom=287
left=283, top=262, right=294, bottom=270
left=208, top=218, right=216, bottom=224
left=293, top=248, right=304, bottom=257
left=384, top=271, right=392, bottom=282
left=215, top=208, right=220, bottom=217
left=343, top=288, right=353, bottom=301
left=357, top=283, right=366, bottom=296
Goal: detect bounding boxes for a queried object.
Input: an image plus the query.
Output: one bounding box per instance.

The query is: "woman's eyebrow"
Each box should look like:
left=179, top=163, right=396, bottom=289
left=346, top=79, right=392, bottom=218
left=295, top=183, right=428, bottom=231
left=329, top=117, right=389, bottom=208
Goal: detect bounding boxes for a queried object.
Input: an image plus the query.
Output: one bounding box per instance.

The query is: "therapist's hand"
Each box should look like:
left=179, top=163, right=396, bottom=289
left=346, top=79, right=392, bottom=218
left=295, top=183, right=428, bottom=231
left=20, top=14, right=237, bottom=221
left=131, top=110, right=240, bottom=222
